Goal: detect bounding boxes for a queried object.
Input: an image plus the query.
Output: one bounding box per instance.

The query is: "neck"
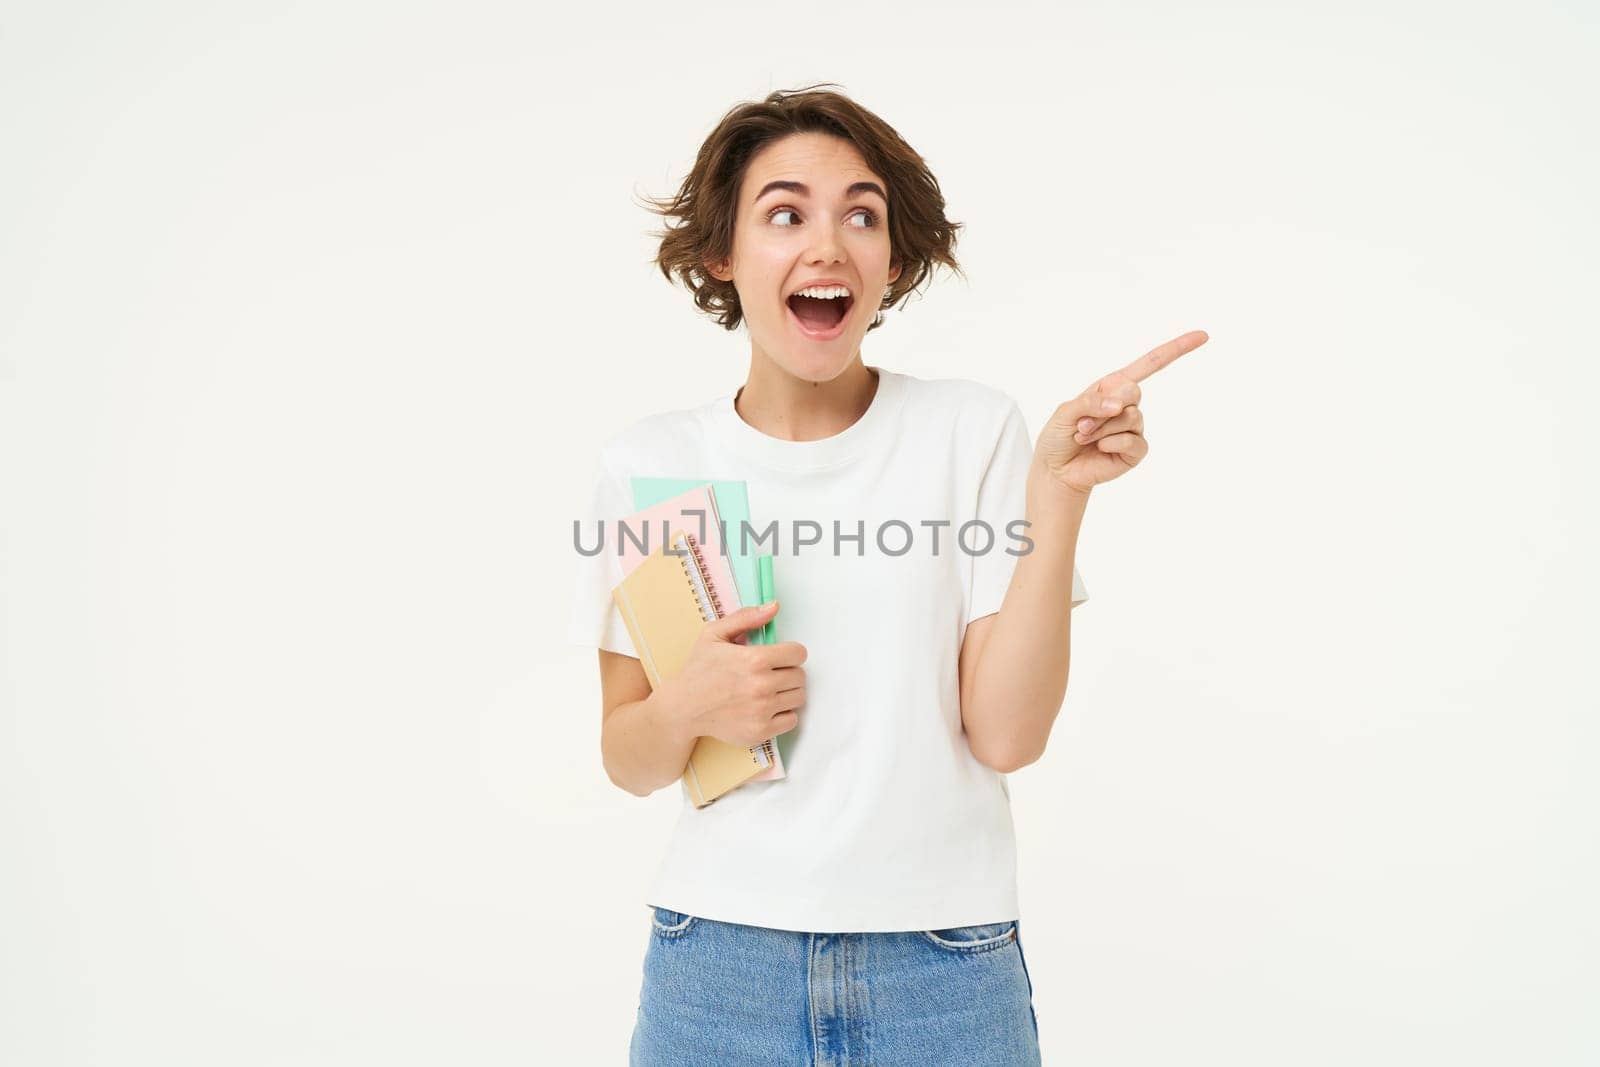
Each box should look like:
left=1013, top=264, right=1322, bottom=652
left=733, top=348, right=879, bottom=443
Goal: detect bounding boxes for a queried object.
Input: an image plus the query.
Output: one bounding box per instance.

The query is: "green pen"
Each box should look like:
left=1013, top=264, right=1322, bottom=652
left=757, top=554, right=775, bottom=644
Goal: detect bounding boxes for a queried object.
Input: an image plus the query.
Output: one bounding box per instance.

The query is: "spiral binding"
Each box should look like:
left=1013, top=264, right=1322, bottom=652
left=674, top=531, right=722, bottom=622
left=674, top=529, right=775, bottom=771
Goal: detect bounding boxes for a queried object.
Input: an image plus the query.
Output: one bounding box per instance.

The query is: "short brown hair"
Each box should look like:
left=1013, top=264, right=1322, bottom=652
left=642, top=84, right=963, bottom=332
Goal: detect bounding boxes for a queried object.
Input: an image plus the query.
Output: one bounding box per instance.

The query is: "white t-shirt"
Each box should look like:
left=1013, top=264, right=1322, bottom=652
left=567, top=365, right=1088, bottom=932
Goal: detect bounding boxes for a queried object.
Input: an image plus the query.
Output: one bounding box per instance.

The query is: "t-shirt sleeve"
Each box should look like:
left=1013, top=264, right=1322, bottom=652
left=567, top=452, right=639, bottom=657
left=965, top=401, right=1089, bottom=627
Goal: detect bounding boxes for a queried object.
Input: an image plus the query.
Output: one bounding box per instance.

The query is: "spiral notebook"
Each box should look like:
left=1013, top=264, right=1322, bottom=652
left=616, top=482, right=786, bottom=784
left=611, top=528, right=770, bottom=806
left=629, top=479, right=791, bottom=772
left=618, top=485, right=744, bottom=623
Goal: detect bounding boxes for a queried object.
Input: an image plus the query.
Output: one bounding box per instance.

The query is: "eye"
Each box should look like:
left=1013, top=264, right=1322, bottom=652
left=764, top=205, right=881, bottom=229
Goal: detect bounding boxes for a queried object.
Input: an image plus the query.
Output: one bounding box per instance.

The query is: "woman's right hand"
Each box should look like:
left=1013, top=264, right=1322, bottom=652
left=660, top=599, right=807, bottom=749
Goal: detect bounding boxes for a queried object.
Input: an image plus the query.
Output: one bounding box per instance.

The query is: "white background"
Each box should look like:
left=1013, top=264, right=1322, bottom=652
left=4, top=1, right=1596, bottom=1063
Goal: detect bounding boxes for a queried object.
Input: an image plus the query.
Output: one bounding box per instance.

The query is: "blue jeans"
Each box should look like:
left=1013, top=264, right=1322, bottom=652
left=630, top=908, right=1042, bottom=1066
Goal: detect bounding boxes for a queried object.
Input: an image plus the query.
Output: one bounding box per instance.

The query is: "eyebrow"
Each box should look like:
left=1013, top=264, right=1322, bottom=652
left=754, top=179, right=888, bottom=205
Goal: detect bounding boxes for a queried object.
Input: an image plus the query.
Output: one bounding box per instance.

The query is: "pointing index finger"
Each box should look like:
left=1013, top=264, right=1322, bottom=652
left=1117, top=330, right=1209, bottom=383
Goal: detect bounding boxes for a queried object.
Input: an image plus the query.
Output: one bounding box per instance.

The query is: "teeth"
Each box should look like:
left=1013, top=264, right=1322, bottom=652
left=793, top=285, right=850, bottom=300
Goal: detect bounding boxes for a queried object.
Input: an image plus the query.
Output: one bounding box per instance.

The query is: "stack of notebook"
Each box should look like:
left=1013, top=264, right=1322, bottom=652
left=610, top=481, right=784, bottom=807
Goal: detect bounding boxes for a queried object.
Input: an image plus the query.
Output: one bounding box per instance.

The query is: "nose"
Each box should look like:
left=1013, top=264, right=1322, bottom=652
left=804, top=222, right=847, bottom=266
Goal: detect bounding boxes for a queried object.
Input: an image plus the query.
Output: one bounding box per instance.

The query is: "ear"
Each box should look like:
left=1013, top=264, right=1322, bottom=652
left=887, top=261, right=903, bottom=286
left=706, top=258, right=733, bottom=282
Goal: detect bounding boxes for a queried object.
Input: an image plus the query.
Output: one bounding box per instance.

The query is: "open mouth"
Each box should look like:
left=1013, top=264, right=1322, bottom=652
left=786, top=292, right=855, bottom=340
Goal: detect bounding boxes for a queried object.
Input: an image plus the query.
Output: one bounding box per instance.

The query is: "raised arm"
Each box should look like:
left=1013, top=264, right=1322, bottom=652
left=960, top=330, right=1209, bottom=771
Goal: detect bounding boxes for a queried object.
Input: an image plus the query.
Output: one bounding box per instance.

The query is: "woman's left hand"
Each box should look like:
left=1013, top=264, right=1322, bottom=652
left=1034, top=330, right=1209, bottom=497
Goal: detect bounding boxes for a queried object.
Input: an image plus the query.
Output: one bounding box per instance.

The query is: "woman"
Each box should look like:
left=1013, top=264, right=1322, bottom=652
left=569, top=85, right=1206, bottom=1065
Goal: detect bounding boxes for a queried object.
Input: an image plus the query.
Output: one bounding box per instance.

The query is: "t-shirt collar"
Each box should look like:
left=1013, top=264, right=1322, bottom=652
left=707, top=365, right=906, bottom=472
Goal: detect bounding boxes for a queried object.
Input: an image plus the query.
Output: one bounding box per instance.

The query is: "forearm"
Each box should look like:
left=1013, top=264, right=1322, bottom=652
left=601, top=687, right=697, bottom=797
left=963, top=457, right=1089, bottom=769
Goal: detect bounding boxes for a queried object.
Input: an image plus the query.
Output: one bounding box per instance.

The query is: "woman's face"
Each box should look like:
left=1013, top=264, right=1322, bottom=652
left=710, top=132, right=903, bottom=382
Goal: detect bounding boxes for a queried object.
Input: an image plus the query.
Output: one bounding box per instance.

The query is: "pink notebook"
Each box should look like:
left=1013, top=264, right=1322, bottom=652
left=617, top=485, right=742, bottom=614
left=616, top=485, right=785, bottom=782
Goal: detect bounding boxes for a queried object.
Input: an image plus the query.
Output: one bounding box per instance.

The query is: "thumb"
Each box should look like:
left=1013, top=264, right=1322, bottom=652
left=1059, top=387, right=1123, bottom=436
left=707, top=598, right=779, bottom=641
left=1079, top=386, right=1124, bottom=420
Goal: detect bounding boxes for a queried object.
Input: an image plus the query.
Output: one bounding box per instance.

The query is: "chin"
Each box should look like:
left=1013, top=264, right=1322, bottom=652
left=779, top=349, right=860, bottom=383
left=756, top=328, right=863, bottom=383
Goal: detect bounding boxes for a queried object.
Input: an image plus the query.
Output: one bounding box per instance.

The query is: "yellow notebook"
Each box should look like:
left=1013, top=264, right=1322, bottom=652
left=611, top=529, right=766, bottom=807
